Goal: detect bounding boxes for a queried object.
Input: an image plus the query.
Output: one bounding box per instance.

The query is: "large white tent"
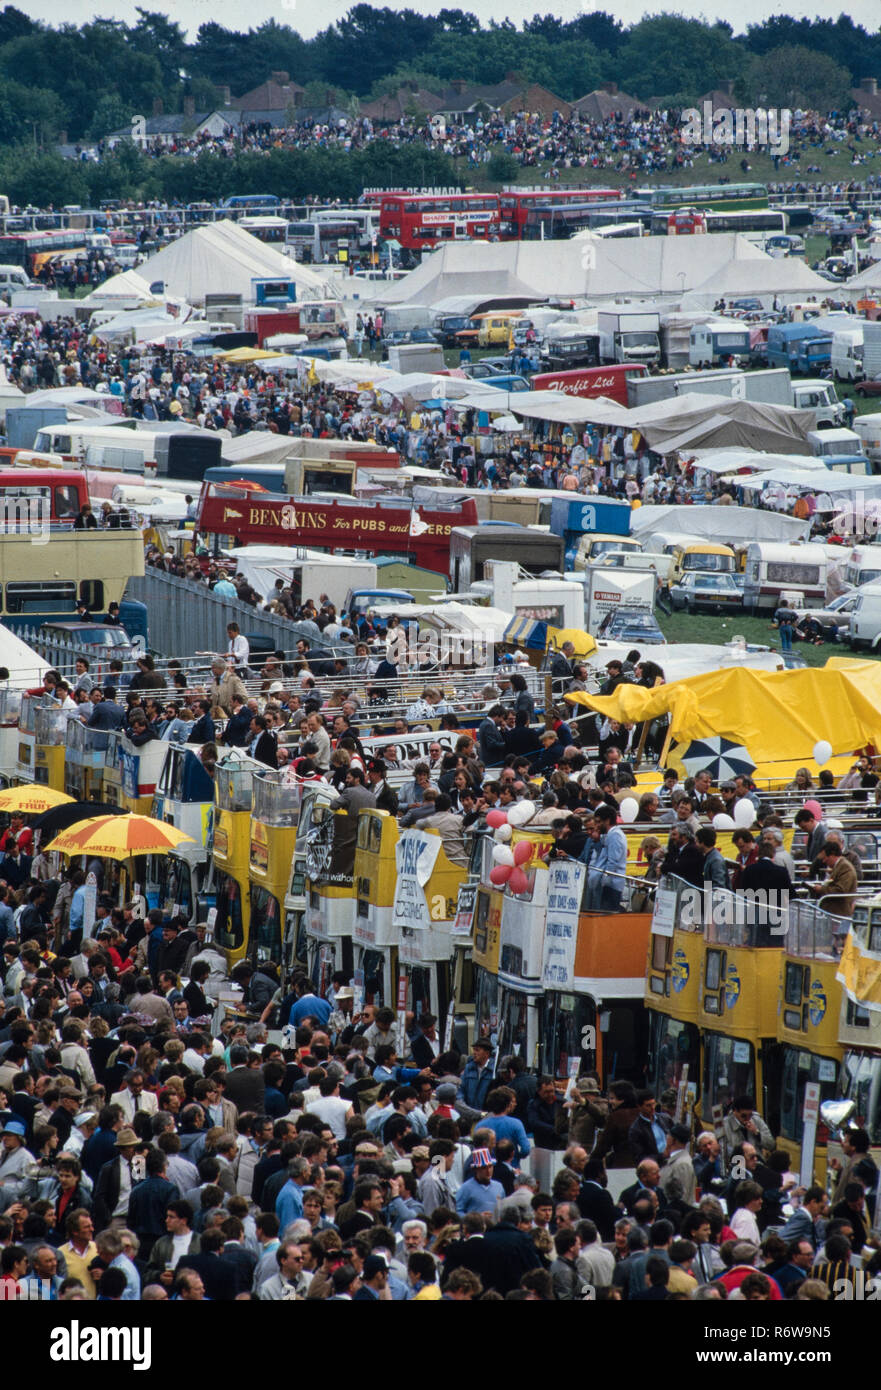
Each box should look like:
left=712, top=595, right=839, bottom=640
left=95, top=221, right=334, bottom=307
left=378, top=234, right=819, bottom=307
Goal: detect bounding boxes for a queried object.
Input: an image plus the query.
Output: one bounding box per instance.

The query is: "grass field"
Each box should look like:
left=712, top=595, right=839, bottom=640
left=464, top=146, right=877, bottom=193
left=654, top=608, right=881, bottom=666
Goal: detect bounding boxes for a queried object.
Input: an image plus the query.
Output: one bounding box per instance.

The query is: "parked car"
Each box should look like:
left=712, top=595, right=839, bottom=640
left=856, top=376, right=881, bottom=398
left=797, top=592, right=860, bottom=640
left=595, top=608, right=666, bottom=644
left=669, top=571, right=744, bottom=613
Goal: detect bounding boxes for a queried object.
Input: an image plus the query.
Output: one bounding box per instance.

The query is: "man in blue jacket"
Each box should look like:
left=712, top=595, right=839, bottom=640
left=456, top=1038, right=495, bottom=1112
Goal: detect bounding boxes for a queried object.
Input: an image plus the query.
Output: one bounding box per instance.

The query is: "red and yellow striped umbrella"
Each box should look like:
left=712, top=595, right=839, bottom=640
left=45, top=813, right=194, bottom=861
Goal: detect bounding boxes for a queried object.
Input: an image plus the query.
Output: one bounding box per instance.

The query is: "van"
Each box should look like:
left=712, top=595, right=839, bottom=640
left=742, top=542, right=829, bottom=611
left=853, top=414, right=881, bottom=465
left=0, top=264, right=34, bottom=293
left=669, top=541, right=736, bottom=586
left=475, top=312, right=524, bottom=348
left=572, top=533, right=644, bottom=571
left=847, top=579, right=881, bottom=649
left=830, top=327, right=864, bottom=382
left=843, top=546, right=881, bottom=590
left=807, top=427, right=863, bottom=458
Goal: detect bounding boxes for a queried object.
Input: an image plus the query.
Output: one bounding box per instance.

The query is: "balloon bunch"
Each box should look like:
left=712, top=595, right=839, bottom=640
left=486, top=804, right=536, bottom=895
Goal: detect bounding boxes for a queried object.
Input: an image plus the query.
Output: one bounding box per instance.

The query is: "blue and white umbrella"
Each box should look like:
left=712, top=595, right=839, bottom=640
left=678, top=736, right=756, bottom=783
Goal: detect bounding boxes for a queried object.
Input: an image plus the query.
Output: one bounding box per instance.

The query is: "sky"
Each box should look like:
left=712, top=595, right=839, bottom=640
left=16, top=0, right=881, bottom=42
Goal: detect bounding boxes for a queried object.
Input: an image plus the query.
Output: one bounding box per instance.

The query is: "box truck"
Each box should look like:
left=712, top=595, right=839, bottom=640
left=597, top=309, right=661, bottom=366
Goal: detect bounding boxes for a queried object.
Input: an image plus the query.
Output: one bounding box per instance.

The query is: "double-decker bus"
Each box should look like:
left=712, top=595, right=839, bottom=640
left=498, top=186, right=622, bottom=239
left=651, top=206, right=786, bottom=237
left=238, top=215, right=289, bottom=245
left=378, top=193, right=500, bottom=251
left=634, top=182, right=769, bottom=212
left=0, top=229, right=89, bottom=274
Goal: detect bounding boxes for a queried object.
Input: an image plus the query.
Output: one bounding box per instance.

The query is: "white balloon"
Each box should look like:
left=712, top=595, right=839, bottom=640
left=713, top=813, right=736, bottom=830
left=491, top=844, right=515, bottom=866
left=813, top=739, right=833, bottom=767
left=516, top=800, right=535, bottom=825
left=733, top=798, right=756, bottom=828
left=506, top=802, right=529, bottom=827
left=493, top=824, right=512, bottom=843
left=619, top=797, right=639, bottom=823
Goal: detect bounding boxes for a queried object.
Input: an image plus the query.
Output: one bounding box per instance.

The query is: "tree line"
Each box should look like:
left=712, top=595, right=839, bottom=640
left=0, top=5, right=877, bottom=149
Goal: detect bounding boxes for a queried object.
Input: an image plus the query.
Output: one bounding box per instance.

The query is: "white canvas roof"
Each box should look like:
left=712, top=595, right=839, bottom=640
left=103, top=221, right=334, bottom=306
left=379, top=234, right=794, bottom=307
left=681, top=255, right=831, bottom=308
left=631, top=502, right=811, bottom=544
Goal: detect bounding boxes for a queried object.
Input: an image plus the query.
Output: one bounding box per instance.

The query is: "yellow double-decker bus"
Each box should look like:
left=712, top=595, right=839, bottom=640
left=246, top=772, right=300, bottom=966
left=644, top=875, right=705, bottom=1100
left=214, top=757, right=259, bottom=970
left=353, top=807, right=398, bottom=1007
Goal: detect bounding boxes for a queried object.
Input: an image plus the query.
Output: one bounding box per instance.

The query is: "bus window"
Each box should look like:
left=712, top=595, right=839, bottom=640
left=5, top=580, right=76, bottom=613
left=361, top=948, right=386, bottom=1006
left=54, top=483, right=81, bottom=519
left=79, top=580, right=104, bottom=611
left=250, top=885, right=281, bottom=963
left=215, top=874, right=244, bottom=951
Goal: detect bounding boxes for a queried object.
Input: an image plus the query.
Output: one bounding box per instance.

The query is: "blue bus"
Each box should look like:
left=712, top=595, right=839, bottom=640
left=222, top=195, right=281, bottom=211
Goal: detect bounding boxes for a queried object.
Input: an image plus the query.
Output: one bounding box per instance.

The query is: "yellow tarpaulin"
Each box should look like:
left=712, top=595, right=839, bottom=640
left=566, top=658, right=881, bottom=768
left=546, top=627, right=597, bottom=658
left=837, top=931, right=881, bottom=1012
left=216, top=347, right=284, bottom=362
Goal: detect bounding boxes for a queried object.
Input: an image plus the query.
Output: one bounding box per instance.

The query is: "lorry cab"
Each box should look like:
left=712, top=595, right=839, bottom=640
left=213, top=755, right=261, bottom=970
left=689, top=319, right=751, bottom=368
left=808, top=427, right=863, bottom=458
left=299, top=788, right=357, bottom=986
left=791, top=379, right=843, bottom=428
left=475, top=311, right=524, bottom=348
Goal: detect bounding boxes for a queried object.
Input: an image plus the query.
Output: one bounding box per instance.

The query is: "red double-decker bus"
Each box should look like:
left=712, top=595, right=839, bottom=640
left=377, top=193, right=501, bottom=251
left=196, top=483, right=478, bottom=575
left=498, top=187, right=623, bottom=239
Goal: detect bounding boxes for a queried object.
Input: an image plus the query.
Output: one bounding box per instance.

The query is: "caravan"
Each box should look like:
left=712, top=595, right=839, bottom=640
left=742, top=543, right=829, bottom=611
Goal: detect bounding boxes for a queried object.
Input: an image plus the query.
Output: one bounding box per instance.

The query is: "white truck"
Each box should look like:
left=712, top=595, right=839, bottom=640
left=862, top=320, right=881, bottom=381
left=831, top=326, right=864, bottom=381
left=627, top=365, right=843, bottom=425
left=578, top=565, right=657, bottom=632
left=597, top=309, right=661, bottom=367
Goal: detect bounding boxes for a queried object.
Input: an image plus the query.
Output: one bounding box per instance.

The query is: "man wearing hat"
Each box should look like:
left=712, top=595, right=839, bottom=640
left=352, top=1253, right=389, bottom=1301
left=455, top=1148, right=506, bottom=1215
left=0, top=1116, right=34, bottom=1209
left=64, top=1109, right=98, bottom=1161
left=92, top=1125, right=143, bottom=1232
left=48, top=1085, right=84, bottom=1148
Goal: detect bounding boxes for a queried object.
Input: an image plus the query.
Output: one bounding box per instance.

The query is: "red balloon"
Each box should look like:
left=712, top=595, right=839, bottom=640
left=508, top=867, right=530, bottom=895
left=513, top=840, right=533, bottom=866
left=486, top=809, right=508, bottom=829
left=489, top=864, right=512, bottom=886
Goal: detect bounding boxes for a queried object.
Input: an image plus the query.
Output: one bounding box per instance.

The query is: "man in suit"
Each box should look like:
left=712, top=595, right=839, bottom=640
left=618, top=1159, right=663, bottom=1216
left=576, top=1158, right=618, bottom=1241
left=550, top=641, right=576, bottom=697
left=188, top=699, right=216, bottom=745
left=478, top=1199, right=544, bottom=1295
left=249, top=714, right=278, bottom=769
left=177, top=1229, right=237, bottom=1300
left=91, top=1127, right=144, bottom=1232
left=110, top=1068, right=159, bottom=1125
left=85, top=685, right=125, bottom=734
left=410, top=1014, right=441, bottom=1070
left=221, top=1043, right=266, bottom=1113
left=629, top=1090, right=671, bottom=1164
left=366, top=760, right=399, bottom=815
left=337, top=767, right=376, bottom=816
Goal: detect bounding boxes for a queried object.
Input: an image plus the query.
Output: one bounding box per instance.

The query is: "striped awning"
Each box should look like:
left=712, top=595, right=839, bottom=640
left=503, top=615, right=548, bottom=651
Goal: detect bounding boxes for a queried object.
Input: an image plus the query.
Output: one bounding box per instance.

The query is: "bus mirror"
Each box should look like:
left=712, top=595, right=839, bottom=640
left=820, top=1099, right=856, bottom=1131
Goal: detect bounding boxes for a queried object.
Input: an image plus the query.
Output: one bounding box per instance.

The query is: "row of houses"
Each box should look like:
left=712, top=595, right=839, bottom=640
left=96, top=70, right=881, bottom=148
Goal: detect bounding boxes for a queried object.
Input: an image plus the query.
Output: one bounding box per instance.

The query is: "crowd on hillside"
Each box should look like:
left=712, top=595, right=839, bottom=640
left=83, top=106, right=881, bottom=181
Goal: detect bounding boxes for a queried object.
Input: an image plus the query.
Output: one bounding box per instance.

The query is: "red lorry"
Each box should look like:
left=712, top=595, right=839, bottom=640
left=531, top=363, right=649, bottom=406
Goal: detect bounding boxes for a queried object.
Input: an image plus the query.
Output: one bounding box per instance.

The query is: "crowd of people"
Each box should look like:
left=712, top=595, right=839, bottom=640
left=1, top=915, right=879, bottom=1303
left=76, top=106, right=881, bottom=183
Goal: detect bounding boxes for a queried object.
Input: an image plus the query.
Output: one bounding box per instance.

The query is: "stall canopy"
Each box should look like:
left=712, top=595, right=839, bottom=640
left=624, top=394, right=814, bottom=455
left=630, top=503, right=811, bottom=544
left=567, top=659, right=881, bottom=773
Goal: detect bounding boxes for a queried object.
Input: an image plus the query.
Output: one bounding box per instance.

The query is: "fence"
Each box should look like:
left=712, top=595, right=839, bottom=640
left=125, top=569, right=319, bottom=658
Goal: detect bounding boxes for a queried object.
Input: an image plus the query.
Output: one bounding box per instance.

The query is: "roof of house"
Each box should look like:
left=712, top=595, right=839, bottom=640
left=570, top=88, right=647, bottom=120
left=851, top=86, right=881, bottom=118
left=234, top=77, right=305, bottom=114
left=360, top=87, right=445, bottom=121
left=435, top=79, right=570, bottom=117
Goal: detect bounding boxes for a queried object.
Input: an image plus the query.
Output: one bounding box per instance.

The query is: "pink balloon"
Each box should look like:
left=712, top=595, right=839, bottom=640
left=490, top=864, right=512, bottom=886
left=803, top=799, right=823, bottom=820
left=486, top=809, right=508, bottom=829
left=508, top=867, right=530, bottom=895
left=513, top=840, right=533, bottom=866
